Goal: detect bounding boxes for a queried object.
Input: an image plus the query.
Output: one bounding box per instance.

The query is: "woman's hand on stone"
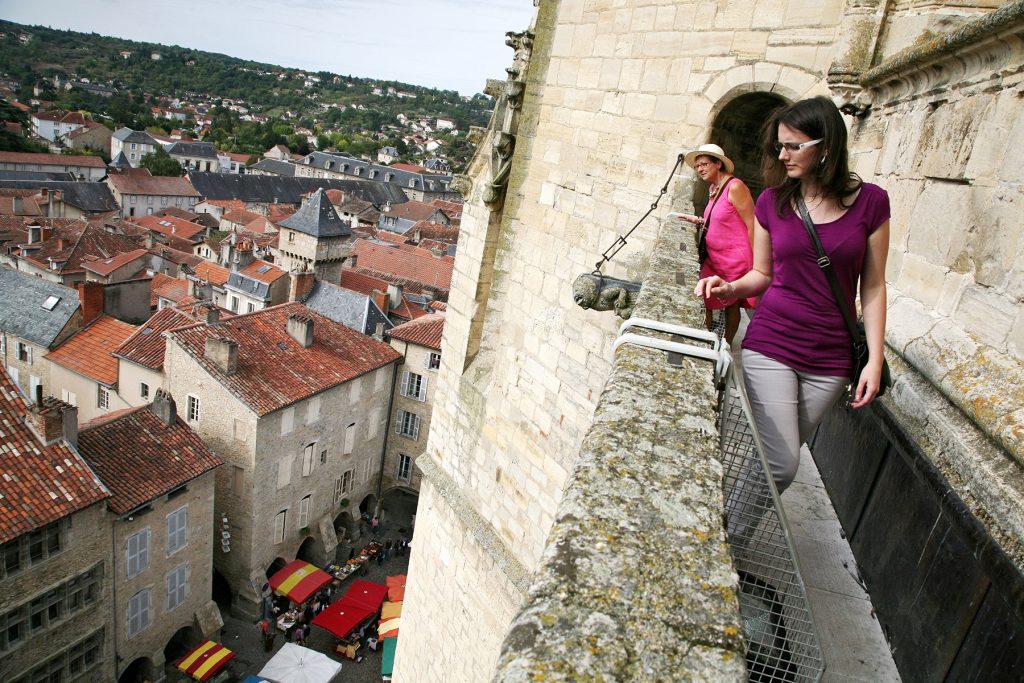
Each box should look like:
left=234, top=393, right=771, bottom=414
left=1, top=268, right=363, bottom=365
left=695, top=275, right=729, bottom=299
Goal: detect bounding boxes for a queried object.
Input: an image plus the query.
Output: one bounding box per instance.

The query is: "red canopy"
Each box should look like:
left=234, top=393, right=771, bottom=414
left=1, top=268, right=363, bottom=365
left=312, top=601, right=375, bottom=639
left=268, top=560, right=332, bottom=605
left=341, top=580, right=389, bottom=612
left=176, top=640, right=235, bottom=681
left=386, top=574, right=406, bottom=602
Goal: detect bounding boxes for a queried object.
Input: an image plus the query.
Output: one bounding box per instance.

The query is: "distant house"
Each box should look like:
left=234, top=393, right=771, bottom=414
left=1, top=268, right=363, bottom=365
left=301, top=278, right=393, bottom=337
left=0, top=151, right=108, bottom=182
left=378, top=199, right=452, bottom=234
left=0, top=180, right=118, bottom=217
left=296, top=151, right=457, bottom=203
left=218, top=151, right=251, bottom=175
left=223, top=250, right=288, bottom=314
left=264, top=144, right=292, bottom=161
left=377, top=146, right=398, bottom=164
left=110, top=128, right=161, bottom=168
left=30, top=109, right=89, bottom=142
left=0, top=268, right=83, bottom=399
left=106, top=171, right=201, bottom=218
left=383, top=312, right=445, bottom=494
left=62, top=120, right=113, bottom=154
left=167, top=141, right=220, bottom=173
left=45, top=314, right=138, bottom=424
left=16, top=219, right=142, bottom=285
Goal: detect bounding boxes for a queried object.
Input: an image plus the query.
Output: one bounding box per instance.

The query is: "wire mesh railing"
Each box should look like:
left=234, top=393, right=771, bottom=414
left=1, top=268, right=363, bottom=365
left=717, top=331, right=825, bottom=682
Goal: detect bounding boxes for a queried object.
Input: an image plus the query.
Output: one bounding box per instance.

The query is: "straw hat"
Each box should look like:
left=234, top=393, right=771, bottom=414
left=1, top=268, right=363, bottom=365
left=684, top=143, right=735, bottom=175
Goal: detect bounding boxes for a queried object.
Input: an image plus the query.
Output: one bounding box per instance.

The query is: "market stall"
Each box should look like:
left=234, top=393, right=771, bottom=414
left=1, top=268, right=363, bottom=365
left=385, top=574, right=406, bottom=602
left=257, top=643, right=342, bottom=683
left=381, top=637, right=397, bottom=680
left=340, top=580, right=388, bottom=612
left=268, top=560, right=333, bottom=605
left=176, top=640, right=235, bottom=682
left=311, top=601, right=375, bottom=640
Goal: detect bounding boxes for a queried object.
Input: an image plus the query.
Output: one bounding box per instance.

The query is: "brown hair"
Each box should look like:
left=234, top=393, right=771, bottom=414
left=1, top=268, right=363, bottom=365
left=760, top=96, right=862, bottom=217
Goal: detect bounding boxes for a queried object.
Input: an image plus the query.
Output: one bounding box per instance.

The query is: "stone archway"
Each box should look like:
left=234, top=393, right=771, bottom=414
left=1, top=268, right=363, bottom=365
left=265, top=556, right=287, bottom=579
left=333, top=510, right=356, bottom=543
left=212, top=568, right=232, bottom=609
left=164, top=624, right=199, bottom=667
left=693, top=91, right=789, bottom=215
left=118, top=656, right=154, bottom=683
left=380, top=486, right=419, bottom=535
left=295, top=535, right=323, bottom=565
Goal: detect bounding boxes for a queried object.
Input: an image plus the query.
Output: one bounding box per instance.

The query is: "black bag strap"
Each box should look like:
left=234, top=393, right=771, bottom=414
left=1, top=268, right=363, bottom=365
left=702, top=176, right=735, bottom=232
left=795, top=196, right=861, bottom=342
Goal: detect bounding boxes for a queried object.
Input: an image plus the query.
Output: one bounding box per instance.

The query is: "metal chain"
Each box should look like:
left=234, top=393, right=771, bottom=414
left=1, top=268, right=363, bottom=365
left=592, top=152, right=686, bottom=274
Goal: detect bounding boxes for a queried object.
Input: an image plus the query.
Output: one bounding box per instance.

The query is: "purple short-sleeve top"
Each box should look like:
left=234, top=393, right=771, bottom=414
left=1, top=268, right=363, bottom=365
left=741, top=183, right=890, bottom=376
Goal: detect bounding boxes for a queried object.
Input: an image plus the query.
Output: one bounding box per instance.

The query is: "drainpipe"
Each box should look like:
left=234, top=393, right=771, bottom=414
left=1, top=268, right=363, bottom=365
left=374, top=357, right=402, bottom=518
left=111, top=522, right=120, bottom=678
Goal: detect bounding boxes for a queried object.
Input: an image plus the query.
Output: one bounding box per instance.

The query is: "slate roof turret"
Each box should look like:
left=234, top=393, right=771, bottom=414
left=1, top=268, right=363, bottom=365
left=279, top=188, right=352, bottom=238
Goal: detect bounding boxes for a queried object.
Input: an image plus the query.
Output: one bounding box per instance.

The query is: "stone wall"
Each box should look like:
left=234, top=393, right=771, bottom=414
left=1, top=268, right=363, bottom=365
left=380, top=337, right=434, bottom=494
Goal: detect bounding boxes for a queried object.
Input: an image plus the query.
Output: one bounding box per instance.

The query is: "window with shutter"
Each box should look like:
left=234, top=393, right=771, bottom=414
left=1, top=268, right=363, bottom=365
left=167, top=507, right=187, bottom=554
left=126, top=529, right=150, bottom=577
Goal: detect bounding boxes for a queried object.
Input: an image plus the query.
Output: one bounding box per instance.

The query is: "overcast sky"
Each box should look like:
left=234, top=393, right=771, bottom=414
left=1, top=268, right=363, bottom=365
left=0, top=0, right=537, bottom=95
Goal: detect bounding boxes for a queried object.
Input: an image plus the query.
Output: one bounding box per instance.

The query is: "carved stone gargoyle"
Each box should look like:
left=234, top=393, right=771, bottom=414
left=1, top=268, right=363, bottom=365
left=573, top=273, right=641, bottom=320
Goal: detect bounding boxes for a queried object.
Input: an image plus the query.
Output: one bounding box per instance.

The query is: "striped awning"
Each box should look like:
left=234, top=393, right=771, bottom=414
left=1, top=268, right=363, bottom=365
left=177, top=640, right=235, bottom=681
left=268, top=560, right=333, bottom=604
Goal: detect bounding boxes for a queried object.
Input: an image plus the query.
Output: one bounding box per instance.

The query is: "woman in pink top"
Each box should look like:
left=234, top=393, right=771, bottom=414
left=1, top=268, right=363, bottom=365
left=695, top=97, right=890, bottom=495
left=677, top=144, right=756, bottom=345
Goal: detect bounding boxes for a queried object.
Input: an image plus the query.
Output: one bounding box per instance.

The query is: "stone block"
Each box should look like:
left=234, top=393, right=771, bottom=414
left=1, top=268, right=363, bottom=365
left=629, top=6, right=658, bottom=32
left=886, top=294, right=938, bottom=355
left=731, top=31, right=768, bottom=59
left=905, top=181, right=971, bottom=266
left=576, top=57, right=604, bottom=89
left=598, top=59, right=623, bottom=90
left=904, top=317, right=978, bottom=383
left=551, top=24, right=574, bottom=57
left=751, top=0, right=786, bottom=28
left=953, top=284, right=1015, bottom=352
left=915, top=96, right=992, bottom=181
left=571, top=22, right=598, bottom=57
left=786, top=0, right=842, bottom=25
left=618, top=58, right=644, bottom=90
left=640, top=58, right=671, bottom=92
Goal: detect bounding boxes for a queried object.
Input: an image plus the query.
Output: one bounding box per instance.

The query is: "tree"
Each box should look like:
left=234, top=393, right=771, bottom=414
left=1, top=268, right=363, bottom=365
left=140, top=147, right=183, bottom=176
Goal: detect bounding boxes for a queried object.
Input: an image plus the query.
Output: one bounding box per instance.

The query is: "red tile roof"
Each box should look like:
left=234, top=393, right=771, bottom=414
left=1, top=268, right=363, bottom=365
left=151, top=273, right=190, bottom=307
left=80, top=247, right=149, bottom=276
left=410, top=220, right=460, bottom=243
left=107, top=173, right=199, bottom=197
left=135, top=214, right=206, bottom=241
left=391, top=163, right=428, bottom=173
left=114, top=307, right=196, bottom=370
left=19, top=220, right=142, bottom=277
left=266, top=204, right=297, bottom=222
left=388, top=312, right=444, bottom=350
left=222, top=208, right=263, bottom=225
left=430, top=199, right=463, bottom=218
left=238, top=259, right=286, bottom=284
left=167, top=302, right=401, bottom=415
left=31, top=110, right=89, bottom=125
left=384, top=200, right=446, bottom=223
left=46, top=315, right=138, bottom=384
left=193, top=260, right=229, bottom=287
left=349, top=239, right=453, bottom=290
left=204, top=199, right=247, bottom=211
left=64, top=120, right=107, bottom=140
left=77, top=397, right=221, bottom=514
left=339, top=271, right=429, bottom=322
left=0, top=371, right=109, bottom=543
left=0, top=151, right=107, bottom=167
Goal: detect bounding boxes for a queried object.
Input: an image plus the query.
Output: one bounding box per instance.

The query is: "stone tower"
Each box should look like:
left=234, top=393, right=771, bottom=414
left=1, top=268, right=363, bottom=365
left=396, top=1, right=1024, bottom=680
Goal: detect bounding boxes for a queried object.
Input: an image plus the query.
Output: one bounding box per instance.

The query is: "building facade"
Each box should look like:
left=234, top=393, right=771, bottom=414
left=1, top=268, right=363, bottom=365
left=162, top=303, right=402, bottom=618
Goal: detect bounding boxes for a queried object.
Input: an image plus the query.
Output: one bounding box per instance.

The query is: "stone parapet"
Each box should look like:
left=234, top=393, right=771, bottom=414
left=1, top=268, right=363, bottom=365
left=493, top=215, right=745, bottom=680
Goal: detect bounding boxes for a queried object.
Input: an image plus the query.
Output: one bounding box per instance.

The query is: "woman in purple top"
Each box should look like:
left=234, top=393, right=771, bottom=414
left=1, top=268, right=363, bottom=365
left=695, top=97, right=890, bottom=493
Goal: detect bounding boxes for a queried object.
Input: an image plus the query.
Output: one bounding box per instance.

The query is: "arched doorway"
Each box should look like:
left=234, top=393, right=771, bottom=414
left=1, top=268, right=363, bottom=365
left=212, top=568, right=232, bottom=609
left=333, top=510, right=356, bottom=543
left=164, top=624, right=199, bottom=665
left=265, top=556, right=287, bottom=579
left=358, top=493, right=377, bottom=522
left=380, top=487, right=419, bottom=536
left=694, top=92, right=789, bottom=213
left=295, top=535, right=322, bottom=564
left=118, top=656, right=154, bottom=683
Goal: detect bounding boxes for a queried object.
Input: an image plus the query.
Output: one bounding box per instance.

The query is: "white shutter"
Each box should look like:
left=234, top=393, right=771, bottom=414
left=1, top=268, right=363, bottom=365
left=423, top=352, right=430, bottom=368
left=419, top=376, right=428, bottom=401
left=413, top=414, right=420, bottom=440
left=26, top=346, right=32, bottom=364
left=400, top=371, right=410, bottom=396
left=395, top=412, right=403, bottom=434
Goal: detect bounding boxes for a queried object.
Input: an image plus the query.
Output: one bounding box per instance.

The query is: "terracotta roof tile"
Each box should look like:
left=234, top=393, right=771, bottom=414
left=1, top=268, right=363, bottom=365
left=222, top=208, right=264, bottom=225
left=45, top=315, right=138, bottom=384
left=19, top=220, right=142, bottom=276
left=384, top=200, right=446, bottom=223
left=135, top=214, right=206, bottom=241
left=80, top=247, right=148, bottom=276
left=77, top=396, right=221, bottom=514
left=152, top=273, right=190, bottom=306
left=349, top=239, right=452, bottom=290
left=167, top=302, right=401, bottom=415
left=0, top=370, right=109, bottom=543
left=388, top=312, right=444, bottom=350
left=0, top=151, right=107, bottom=167
left=339, top=271, right=427, bottom=322
left=114, top=307, right=197, bottom=370
left=238, top=259, right=286, bottom=284
left=193, top=261, right=230, bottom=287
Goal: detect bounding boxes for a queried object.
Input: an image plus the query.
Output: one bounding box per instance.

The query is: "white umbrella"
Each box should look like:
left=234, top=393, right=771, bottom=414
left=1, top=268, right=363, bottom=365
left=257, top=643, right=342, bottom=683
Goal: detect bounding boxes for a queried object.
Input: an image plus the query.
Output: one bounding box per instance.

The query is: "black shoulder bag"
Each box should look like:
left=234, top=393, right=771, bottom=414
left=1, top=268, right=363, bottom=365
left=795, top=196, right=891, bottom=398
left=697, top=176, right=735, bottom=264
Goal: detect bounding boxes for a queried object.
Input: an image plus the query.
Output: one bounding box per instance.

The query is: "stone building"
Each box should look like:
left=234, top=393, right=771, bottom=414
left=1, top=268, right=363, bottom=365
left=0, top=372, right=113, bottom=683
left=396, top=1, right=1024, bottom=681
left=0, top=268, right=83, bottom=399
left=76, top=390, right=222, bottom=683
left=162, top=302, right=402, bottom=618
left=276, top=188, right=354, bottom=283
left=382, top=312, right=445, bottom=495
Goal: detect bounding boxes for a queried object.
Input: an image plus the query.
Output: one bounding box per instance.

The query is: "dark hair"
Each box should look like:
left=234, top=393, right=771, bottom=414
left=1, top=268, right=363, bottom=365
left=760, top=96, right=862, bottom=217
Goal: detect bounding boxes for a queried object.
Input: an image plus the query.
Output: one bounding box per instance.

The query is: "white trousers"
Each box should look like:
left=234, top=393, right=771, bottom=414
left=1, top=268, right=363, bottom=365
left=741, top=349, right=849, bottom=493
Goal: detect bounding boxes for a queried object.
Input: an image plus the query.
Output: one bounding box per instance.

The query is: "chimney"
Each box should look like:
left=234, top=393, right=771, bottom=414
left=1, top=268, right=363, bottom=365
left=76, top=281, right=104, bottom=324
left=144, top=232, right=155, bottom=249
left=25, top=388, right=78, bottom=447
left=374, top=322, right=385, bottom=339
left=233, top=241, right=255, bottom=270
left=202, top=303, right=220, bottom=325
left=289, top=269, right=316, bottom=302
left=347, top=255, right=357, bottom=270
left=387, top=283, right=402, bottom=309
left=150, top=388, right=176, bottom=426
left=287, top=314, right=314, bottom=348
left=205, top=335, right=238, bottom=375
